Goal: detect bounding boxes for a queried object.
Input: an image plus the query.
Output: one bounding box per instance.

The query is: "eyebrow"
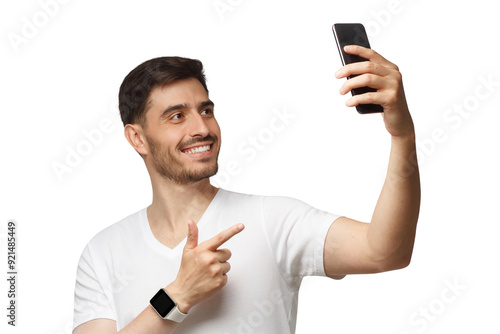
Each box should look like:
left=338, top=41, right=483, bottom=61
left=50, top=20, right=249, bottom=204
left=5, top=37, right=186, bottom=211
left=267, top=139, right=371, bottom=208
left=160, top=100, right=214, bottom=119
left=199, top=100, right=215, bottom=110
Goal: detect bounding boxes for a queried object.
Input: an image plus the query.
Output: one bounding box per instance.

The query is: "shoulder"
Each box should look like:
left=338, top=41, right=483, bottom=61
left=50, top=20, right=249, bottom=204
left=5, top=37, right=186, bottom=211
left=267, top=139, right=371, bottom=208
left=227, top=190, right=339, bottom=229
left=220, top=188, right=301, bottom=202
left=219, top=188, right=303, bottom=208
left=84, top=208, right=146, bottom=254
left=218, top=189, right=310, bottom=218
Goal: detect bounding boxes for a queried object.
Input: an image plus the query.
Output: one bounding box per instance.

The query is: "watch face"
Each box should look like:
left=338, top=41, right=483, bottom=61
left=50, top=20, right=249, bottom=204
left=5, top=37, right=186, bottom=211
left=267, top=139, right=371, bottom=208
left=150, top=289, right=176, bottom=318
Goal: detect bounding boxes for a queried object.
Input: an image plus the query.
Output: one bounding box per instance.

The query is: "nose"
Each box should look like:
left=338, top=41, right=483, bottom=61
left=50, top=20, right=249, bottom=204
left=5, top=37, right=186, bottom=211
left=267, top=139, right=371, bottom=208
left=188, top=111, right=210, bottom=137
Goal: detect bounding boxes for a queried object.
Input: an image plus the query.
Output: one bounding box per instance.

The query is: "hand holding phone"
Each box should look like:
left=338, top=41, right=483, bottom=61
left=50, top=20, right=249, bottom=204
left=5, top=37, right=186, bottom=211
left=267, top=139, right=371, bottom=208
left=332, top=23, right=383, bottom=114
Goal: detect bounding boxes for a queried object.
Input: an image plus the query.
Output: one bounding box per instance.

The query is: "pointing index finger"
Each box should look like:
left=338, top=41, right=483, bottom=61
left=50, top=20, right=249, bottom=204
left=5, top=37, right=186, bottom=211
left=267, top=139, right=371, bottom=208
left=203, top=223, right=245, bottom=251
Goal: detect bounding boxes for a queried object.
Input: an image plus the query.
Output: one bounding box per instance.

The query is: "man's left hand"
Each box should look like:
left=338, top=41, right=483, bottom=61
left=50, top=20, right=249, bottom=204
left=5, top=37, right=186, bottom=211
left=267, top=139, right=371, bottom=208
left=335, top=45, right=414, bottom=138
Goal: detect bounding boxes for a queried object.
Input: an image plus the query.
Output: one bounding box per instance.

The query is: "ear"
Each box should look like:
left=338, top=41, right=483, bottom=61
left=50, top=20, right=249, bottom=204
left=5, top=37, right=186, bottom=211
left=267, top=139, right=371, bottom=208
left=124, top=123, right=148, bottom=156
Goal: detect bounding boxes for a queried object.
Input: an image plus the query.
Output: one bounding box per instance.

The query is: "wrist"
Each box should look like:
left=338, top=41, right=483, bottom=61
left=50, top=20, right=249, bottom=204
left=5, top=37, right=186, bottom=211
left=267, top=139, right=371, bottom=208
left=390, top=124, right=416, bottom=144
left=165, top=282, right=191, bottom=314
left=384, top=107, right=415, bottom=139
left=391, top=132, right=415, bottom=143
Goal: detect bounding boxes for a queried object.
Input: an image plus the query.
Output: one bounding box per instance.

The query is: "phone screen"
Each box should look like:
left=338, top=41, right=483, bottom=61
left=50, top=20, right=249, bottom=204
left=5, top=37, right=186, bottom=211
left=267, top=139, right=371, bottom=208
left=332, top=23, right=383, bottom=113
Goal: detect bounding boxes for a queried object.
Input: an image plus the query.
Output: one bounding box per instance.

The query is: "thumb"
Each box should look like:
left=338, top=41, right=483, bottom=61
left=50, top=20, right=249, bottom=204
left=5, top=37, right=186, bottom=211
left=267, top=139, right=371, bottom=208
left=184, top=219, right=198, bottom=250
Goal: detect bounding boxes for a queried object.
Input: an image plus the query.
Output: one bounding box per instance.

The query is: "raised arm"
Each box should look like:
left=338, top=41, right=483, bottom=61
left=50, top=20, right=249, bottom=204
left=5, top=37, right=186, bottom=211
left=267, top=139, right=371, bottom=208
left=324, top=45, right=420, bottom=276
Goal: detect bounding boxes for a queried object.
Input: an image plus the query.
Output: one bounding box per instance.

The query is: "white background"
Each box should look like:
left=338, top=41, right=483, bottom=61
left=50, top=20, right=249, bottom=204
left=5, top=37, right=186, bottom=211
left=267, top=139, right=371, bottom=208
left=1, top=0, right=499, bottom=333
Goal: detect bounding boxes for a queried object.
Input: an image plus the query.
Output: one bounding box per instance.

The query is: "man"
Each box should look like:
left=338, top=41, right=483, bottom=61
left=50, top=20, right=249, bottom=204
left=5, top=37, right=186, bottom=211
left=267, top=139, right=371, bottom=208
left=73, top=46, right=420, bottom=333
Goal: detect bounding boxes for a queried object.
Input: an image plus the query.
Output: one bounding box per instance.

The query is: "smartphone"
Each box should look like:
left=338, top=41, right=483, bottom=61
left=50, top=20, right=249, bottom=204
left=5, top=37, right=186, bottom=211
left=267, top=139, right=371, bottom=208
left=332, top=23, right=383, bottom=114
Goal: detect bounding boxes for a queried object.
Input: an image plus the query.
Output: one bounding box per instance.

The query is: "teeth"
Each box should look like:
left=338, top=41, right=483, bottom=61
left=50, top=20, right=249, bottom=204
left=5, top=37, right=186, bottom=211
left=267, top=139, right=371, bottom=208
left=184, top=145, right=210, bottom=154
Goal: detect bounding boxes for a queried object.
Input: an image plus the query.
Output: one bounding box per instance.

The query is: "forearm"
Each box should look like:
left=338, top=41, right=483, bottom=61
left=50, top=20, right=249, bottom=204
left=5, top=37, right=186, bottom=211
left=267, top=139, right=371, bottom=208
left=367, top=131, right=420, bottom=267
left=118, top=304, right=179, bottom=334
left=73, top=302, right=180, bottom=334
left=118, top=222, right=242, bottom=333
left=117, top=282, right=193, bottom=334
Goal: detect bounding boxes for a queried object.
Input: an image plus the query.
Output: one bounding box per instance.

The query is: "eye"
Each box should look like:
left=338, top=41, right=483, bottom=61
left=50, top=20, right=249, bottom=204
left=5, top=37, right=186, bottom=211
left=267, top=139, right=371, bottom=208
left=201, top=108, right=213, bottom=116
left=171, top=113, right=183, bottom=120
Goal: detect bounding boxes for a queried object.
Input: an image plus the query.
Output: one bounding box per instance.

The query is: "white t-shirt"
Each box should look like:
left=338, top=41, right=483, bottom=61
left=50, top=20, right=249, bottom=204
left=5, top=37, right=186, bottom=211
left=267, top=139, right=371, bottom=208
left=73, top=189, right=340, bottom=333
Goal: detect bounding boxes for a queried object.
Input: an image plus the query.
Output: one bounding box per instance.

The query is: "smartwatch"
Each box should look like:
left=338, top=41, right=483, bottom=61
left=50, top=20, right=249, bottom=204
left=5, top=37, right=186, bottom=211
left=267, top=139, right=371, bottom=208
left=150, top=288, right=188, bottom=323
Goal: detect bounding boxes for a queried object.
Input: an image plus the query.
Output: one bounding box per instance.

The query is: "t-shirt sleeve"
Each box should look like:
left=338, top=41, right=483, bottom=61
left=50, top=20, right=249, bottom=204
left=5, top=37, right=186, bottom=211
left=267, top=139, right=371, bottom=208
left=261, top=196, right=341, bottom=290
left=73, top=244, right=116, bottom=330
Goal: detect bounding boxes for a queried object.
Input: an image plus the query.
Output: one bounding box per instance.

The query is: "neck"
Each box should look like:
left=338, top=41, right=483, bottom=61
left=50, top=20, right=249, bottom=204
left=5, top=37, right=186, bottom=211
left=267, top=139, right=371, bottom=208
left=147, top=174, right=218, bottom=233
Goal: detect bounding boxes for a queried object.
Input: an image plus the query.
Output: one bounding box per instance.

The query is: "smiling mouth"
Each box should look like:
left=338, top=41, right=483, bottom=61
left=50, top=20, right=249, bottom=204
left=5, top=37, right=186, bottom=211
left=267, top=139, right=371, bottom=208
left=181, top=144, right=212, bottom=154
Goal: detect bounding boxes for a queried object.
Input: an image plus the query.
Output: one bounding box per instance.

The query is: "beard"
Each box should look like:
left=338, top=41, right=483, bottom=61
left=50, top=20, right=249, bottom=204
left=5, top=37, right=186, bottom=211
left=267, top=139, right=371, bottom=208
left=146, top=134, right=219, bottom=184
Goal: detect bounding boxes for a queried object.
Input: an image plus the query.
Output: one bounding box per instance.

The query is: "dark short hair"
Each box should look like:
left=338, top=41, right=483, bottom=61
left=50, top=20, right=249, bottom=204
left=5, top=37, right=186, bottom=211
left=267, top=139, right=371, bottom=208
left=118, top=56, right=208, bottom=127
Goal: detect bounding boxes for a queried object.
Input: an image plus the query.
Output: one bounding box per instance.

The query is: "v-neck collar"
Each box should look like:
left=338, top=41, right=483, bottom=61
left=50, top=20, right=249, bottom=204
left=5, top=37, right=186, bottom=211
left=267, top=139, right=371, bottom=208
left=140, top=188, right=225, bottom=258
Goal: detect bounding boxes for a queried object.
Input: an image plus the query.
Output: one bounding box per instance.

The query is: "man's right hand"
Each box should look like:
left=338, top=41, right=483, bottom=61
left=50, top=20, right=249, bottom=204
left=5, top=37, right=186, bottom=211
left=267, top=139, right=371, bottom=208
left=166, top=220, right=245, bottom=313
left=73, top=221, right=244, bottom=334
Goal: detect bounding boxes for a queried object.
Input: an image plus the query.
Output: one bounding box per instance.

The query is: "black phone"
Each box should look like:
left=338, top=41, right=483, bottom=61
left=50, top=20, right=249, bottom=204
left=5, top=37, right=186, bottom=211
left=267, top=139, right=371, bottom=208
left=332, top=23, right=383, bottom=114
